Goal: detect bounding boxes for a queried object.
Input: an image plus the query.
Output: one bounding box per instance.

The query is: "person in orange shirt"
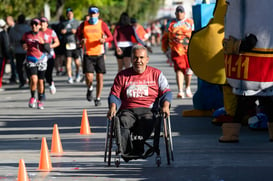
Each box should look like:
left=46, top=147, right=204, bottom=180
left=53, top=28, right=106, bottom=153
left=77, top=6, right=113, bottom=106
left=161, top=5, right=194, bottom=99
left=131, top=18, right=149, bottom=44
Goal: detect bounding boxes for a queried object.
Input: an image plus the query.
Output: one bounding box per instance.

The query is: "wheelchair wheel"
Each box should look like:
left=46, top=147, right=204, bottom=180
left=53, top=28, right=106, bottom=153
left=107, top=118, right=115, bottom=166
left=104, top=119, right=110, bottom=163
left=163, top=116, right=174, bottom=165
left=115, top=155, right=121, bottom=167
left=156, top=155, right=161, bottom=167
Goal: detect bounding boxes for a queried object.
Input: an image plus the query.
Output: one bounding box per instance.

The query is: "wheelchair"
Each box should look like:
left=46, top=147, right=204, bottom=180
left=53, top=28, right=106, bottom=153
left=104, top=112, right=174, bottom=167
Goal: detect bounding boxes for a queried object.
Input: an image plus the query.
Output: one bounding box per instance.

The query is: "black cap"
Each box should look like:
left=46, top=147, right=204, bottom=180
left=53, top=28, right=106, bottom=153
left=130, top=18, right=137, bottom=24
left=176, top=5, right=185, bottom=13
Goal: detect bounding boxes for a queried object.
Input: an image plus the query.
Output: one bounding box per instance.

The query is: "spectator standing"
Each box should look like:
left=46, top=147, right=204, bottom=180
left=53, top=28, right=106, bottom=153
left=21, top=18, right=48, bottom=109
left=0, top=19, right=10, bottom=90
left=77, top=6, right=113, bottom=106
left=6, top=15, right=17, bottom=84
left=161, top=5, right=194, bottom=99
left=52, top=15, right=66, bottom=76
left=131, top=18, right=149, bottom=44
left=61, top=8, right=81, bottom=84
left=9, top=14, right=31, bottom=88
left=40, top=17, right=60, bottom=95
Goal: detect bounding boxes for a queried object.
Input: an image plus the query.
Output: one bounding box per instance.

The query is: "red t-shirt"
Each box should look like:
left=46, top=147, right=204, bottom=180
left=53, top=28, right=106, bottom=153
left=22, top=31, right=44, bottom=58
left=110, top=66, right=171, bottom=110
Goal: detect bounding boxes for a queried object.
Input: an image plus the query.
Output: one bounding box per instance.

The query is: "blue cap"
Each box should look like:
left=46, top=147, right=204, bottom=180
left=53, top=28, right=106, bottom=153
left=88, top=7, right=99, bottom=14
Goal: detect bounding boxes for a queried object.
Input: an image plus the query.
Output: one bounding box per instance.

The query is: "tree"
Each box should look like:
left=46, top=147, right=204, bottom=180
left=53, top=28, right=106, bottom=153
left=0, top=0, right=163, bottom=24
left=0, top=0, right=46, bottom=19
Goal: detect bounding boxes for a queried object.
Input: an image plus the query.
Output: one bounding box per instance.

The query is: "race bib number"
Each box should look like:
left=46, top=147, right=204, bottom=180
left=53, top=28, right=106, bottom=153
left=66, top=42, right=76, bottom=50
left=126, top=85, right=149, bottom=98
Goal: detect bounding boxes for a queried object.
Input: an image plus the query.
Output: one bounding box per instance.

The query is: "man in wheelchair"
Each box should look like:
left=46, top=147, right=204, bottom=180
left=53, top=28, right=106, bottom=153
left=107, top=45, right=172, bottom=161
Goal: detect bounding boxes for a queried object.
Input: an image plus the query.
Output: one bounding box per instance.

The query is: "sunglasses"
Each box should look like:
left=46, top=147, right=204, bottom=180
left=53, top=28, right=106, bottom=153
left=31, top=23, right=39, bottom=26
left=176, top=10, right=184, bottom=13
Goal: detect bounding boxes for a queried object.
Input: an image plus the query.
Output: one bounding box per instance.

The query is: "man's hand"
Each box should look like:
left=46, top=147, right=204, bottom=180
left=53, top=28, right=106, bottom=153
left=161, top=101, right=170, bottom=118
left=71, top=29, right=77, bottom=34
left=116, top=47, right=123, bottom=55
left=107, top=103, right=117, bottom=120
left=81, top=38, right=86, bottom=46
left=99, top=35, right=106, bottom=44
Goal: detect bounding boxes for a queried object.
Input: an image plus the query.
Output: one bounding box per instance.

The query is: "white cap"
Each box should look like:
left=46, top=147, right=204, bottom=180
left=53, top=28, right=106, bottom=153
left=0, top=19, right=6, bottom=28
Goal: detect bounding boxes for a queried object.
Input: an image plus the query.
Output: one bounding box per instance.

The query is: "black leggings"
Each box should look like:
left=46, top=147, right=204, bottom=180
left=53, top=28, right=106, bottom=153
left=45, top=57, right=55, bottom=86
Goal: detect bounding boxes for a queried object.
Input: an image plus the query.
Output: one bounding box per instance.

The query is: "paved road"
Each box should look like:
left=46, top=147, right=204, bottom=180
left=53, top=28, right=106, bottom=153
left=1, top=47, right=273, bottom=181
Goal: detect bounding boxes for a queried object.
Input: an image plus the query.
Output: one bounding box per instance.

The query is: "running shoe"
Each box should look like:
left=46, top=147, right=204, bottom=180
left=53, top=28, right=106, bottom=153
left=49, top=82, right=56, bottom=95
left=37, top=100, right=44, bottom=110
left=185, top=87, right=193, bottom=98
left=28, top=97, right=36, bottom=108
left=67, top=77, right=73, bottom=84
left=94, top=99, right=101, bottom=106
left=177, top=92, right=185, bottom=99
left=75, top=74, right=81, bottom=83
left=86, top=89, right=93, bottom=102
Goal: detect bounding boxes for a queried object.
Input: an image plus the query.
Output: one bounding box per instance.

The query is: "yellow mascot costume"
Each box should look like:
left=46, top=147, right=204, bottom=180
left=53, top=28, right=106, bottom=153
left=185, top=0, right=238, bottom=122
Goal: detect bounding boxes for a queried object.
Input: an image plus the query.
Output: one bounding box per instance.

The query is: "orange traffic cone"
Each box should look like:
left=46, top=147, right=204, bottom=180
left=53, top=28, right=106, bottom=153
left=51, top=124, right=63, bottom=154
left=17, top=159, right=29, bottom=181
left=38, top=137, right=52, bottom=171
left=80, top=109, right=91, bottom=135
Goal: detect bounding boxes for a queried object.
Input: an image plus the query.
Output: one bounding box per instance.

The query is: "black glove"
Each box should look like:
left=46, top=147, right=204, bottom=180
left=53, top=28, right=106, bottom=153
left=43, top=43, right=51, bottom=53
left=239, top=33, right=257, bottom=52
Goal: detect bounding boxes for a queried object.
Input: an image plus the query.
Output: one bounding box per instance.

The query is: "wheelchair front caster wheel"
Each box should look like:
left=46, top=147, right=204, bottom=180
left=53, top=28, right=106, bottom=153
left=115, top=159, right=120, bottom=167
left=115, top=155, right=121, bottom=167
left=156, top=155, right=161, bottom=167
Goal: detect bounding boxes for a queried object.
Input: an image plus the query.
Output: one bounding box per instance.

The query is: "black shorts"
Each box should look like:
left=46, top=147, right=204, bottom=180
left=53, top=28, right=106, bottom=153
left=26, top=66, right=46, bottom=79
left=115, top=46, right=132, bottom=59
left=83, top=54, right=106, bottom=74
left=65, top=49, right=80, bottom=59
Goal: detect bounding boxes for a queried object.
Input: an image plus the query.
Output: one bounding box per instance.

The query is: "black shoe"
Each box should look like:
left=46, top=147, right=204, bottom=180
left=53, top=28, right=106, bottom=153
left=9, top=78, right=17, bottom=84
left=18, top=83, right=25, bottom=89
left=94, top=99, right=101, bottom=106
left=86, top=90, right=93, bottom=102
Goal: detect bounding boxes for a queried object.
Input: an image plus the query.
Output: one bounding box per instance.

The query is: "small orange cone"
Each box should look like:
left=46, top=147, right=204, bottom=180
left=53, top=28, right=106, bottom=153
left=17, top=159, right=29, bottom=181
left=51, top=124, right=63, bottom=154
left=38, top=137, right=52, bottom=171
left=80, top=109, right=91, bottom=135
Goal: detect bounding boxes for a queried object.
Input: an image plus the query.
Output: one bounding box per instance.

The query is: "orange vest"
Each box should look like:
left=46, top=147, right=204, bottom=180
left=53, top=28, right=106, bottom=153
left=83, top=20, right=104, bottom=56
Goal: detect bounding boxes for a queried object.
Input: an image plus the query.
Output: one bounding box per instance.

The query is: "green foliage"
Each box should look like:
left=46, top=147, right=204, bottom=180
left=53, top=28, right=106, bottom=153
left=0, top=0, right=163, bottom=24
left=0, top=0, right=46, bottom=19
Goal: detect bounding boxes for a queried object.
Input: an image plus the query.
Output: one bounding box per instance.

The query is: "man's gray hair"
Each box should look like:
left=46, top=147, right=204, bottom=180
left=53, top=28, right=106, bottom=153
left=131, top=45, right=148, bottom=57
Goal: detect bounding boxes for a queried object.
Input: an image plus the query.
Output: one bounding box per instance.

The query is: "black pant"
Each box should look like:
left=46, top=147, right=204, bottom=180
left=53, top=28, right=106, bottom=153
left=118, top=108, right=156, bottom=155
left=233, top=95, right=273, bottom=123
left=45, top=57, right=55, bottom=86
left=15, top=53, right=27, bottom=85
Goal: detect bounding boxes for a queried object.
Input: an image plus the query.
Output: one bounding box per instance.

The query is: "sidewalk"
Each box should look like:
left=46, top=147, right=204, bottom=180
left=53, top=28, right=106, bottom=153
left=0, top=47, right=273, bottom=181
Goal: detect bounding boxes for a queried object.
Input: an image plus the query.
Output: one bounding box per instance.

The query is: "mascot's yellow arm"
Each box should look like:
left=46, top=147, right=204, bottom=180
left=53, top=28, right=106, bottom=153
left=188, top=0, right=227, bottom=85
